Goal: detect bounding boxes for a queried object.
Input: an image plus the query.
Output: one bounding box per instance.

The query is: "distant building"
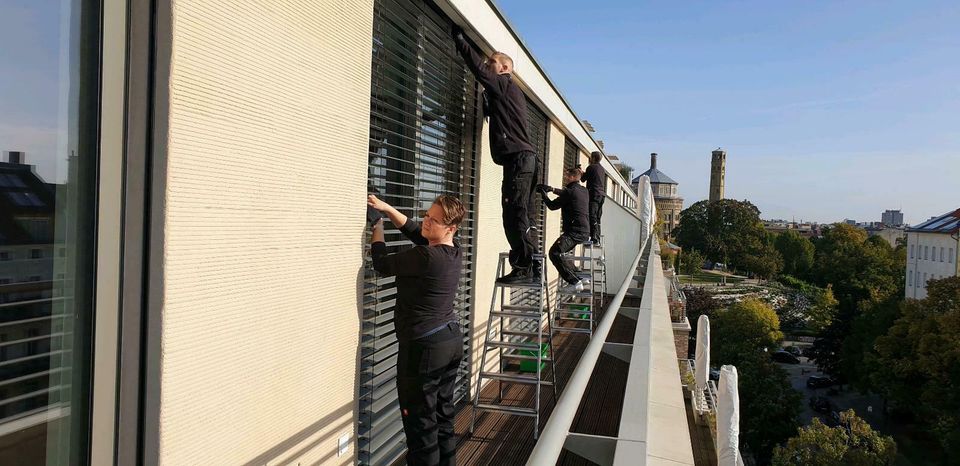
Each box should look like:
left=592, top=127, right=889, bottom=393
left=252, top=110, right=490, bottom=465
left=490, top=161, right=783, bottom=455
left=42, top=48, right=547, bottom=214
left=905, top=208, right=960, bottom=299
left=633, top=153, right=683, bottom=237
left=881, top=209, right=904, bottom=227
left=763, top=220, right=820, bottom=238
left=866, top=226, right=906, bottom=247
left=709, top=148, right=726, bottom=203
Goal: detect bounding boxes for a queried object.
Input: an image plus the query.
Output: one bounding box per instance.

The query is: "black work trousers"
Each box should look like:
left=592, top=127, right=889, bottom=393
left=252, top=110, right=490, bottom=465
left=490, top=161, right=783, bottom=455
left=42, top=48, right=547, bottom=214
left=397, top=323, right=464, bottom=466
left=502, top=151, right=540, bottom=269
left=549, top=234, right=587, bottom=285
left=589, top=196, right=604, bottom=243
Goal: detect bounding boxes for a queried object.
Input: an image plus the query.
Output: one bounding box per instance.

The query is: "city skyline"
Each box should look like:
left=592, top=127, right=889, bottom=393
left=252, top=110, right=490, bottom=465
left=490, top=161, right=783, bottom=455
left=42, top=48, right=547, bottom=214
left=498, top=0, right=960, bottom=225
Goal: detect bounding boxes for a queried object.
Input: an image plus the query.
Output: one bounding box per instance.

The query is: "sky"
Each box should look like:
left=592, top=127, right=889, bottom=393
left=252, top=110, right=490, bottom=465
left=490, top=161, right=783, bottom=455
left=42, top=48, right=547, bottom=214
left=496, top=0, right=960, bottom=225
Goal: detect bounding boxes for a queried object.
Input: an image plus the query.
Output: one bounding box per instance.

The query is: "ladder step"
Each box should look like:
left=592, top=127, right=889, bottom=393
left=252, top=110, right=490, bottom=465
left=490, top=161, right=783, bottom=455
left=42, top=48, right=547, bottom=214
left=503, top=304, right=540, bottom=312
left=501, top=329, right=542, bottom=338
left=486, top=341, right=541, bottom=351
left=558, top=290, right=593, bottom=298
left=475, top=403, right=538, bottom=417
left=556, top=316, right=591, bottom=322
left=553, top=327, right=593, bottom=334
left=491, top=310, right=541, bottom=320
left=495, top=281, right=543, bottom=289
left=501, top=351, right=552, bottom=362
left=480, top=372, right=553, bottom=385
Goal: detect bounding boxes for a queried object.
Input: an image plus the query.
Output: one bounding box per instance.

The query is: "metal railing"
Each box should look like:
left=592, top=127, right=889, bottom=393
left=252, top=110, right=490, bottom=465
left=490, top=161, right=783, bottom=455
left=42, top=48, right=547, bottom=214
left=525, top=244, right=646, bottom=465
left=679, top=358, right=717, bottom=417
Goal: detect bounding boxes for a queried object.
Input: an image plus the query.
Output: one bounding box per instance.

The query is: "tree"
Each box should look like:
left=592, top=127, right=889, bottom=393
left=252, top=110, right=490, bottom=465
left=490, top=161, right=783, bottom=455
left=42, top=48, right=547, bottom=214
left=738, top=353, right=803, bottom=464
left=774, top=231, right=815, bottom=279
left=870, top=277, right=960, bottom=458
left=777, top=276, right=838, bottom=332
left=617, top=163, right=634, bottom=181
left=679, top=249, right=705, bottom=275
left=809, top=224, right=904, bottom=380
left=673, top=199, right=781, bottom=278
left=711, top=298, right=783, bottom=367
left=772, top=411, right=896, bottom=466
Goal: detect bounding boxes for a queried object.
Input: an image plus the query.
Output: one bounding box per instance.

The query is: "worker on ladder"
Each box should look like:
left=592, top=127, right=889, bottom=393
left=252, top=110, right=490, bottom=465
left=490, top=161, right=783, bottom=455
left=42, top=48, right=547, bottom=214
left=581, top=151, right=607, bottom=245
left=368, top=194, right=466, bottom=466
left=452, top=24, right=542, bottom=285
left=538, top=167, right=591, bottom=292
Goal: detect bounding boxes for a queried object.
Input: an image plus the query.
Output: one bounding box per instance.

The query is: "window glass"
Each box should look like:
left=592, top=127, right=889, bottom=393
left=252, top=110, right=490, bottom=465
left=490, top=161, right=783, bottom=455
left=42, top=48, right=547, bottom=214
left=0, top=0, right=99, bottom=463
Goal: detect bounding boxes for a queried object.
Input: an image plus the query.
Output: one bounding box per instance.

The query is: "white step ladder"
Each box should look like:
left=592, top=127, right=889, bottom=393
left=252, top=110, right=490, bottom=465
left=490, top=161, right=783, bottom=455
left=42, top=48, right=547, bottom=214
left=471, top=253, right=556, bottom=439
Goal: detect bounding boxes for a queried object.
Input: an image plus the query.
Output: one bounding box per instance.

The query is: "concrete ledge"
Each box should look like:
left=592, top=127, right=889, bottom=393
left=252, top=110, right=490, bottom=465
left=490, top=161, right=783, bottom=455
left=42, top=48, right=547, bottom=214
left=613, top=245, right=695, bottom=466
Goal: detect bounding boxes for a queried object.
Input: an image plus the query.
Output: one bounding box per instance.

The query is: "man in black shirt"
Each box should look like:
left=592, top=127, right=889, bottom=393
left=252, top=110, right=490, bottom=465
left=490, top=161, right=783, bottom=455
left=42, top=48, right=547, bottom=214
left=453, top=25, right=540, bottom=284
left=368, top=194, right=466, bottom=466
left=539, top=168, right=591, bottom=291
left=581, top=151, right=607, bottom=245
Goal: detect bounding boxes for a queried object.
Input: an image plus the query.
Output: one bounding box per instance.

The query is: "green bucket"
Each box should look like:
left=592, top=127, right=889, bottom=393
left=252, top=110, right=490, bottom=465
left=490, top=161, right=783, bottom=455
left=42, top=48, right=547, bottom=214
left=518, top=343, right=551, bottom=373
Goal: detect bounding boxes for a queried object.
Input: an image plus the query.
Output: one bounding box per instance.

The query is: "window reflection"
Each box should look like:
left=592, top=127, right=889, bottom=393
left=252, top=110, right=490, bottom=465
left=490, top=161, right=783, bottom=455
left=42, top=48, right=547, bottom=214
left=0, top=0, right=97, bottom=464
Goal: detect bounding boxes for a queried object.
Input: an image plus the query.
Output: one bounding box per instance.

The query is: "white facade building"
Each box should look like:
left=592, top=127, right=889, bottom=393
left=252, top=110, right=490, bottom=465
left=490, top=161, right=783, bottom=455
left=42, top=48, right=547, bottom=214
left=905, top=209, right=960, bottom=299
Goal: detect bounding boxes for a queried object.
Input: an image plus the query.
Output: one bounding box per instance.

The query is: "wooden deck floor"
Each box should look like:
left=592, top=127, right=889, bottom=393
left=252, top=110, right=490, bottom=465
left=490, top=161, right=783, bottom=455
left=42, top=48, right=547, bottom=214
left=392, top=297, right=641, bottom=466
left=686, top=399, right=718, bottom=466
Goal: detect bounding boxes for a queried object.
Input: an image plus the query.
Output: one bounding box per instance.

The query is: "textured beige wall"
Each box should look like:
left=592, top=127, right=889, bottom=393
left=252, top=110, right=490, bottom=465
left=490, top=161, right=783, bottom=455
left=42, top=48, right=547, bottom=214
left=470, top=122, right=512, bottom=390
left=161, top=1, right=373, bottom=464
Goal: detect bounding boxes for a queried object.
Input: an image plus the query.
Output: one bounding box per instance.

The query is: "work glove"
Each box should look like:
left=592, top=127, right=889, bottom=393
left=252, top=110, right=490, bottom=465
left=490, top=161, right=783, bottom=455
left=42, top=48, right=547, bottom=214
left=536, top=184, right=552, bottom=194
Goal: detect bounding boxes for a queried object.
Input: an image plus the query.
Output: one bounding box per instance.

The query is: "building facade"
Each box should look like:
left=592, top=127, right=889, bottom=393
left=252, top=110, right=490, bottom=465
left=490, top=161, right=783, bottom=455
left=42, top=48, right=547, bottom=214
left=633, top=153, right=683, bottom=237
left=709, top=148, right=726, bottom=203
left=881, top=209, right=904, bottom=227
left=0, top=1, right=646, bottom=465
left=905, top=209, right=960, bottom=299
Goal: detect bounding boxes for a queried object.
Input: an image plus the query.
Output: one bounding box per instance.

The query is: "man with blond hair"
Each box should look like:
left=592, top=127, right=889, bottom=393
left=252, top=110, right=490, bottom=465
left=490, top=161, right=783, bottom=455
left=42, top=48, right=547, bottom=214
left=453, top=25, right=541, bottom=285
left=368, top=194, right=466, bottom=466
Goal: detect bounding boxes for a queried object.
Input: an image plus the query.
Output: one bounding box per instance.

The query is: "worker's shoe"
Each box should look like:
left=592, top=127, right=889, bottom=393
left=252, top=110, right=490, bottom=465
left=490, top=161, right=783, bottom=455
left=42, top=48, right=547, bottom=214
left=560, top=280, right=585, bottom=293
left=497, top=267, right=533, bottom=284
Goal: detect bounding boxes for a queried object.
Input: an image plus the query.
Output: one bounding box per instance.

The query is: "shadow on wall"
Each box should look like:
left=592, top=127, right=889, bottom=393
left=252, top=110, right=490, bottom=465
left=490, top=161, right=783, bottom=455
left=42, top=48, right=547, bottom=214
left=240, top=230, right=366, bottom=466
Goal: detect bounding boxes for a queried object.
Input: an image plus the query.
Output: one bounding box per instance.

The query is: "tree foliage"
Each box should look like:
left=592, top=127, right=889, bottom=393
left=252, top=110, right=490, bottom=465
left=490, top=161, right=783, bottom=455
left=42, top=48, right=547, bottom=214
left=775, top=230, right=815, bottom=280
left=870, top=277, right=960, bottom=456
left=674, top=199, right=782, bottom=278
left=711, top=298, right=783, bottom=368
left=679, top=248, right=705, bottom=275
left=772, top=411, right=897, bottom=466
left=739, top=354, right=803, bottom=464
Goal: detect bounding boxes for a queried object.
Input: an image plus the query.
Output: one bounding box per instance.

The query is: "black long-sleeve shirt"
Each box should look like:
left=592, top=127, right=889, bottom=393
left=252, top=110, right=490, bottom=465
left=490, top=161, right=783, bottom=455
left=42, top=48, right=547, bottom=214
left=581, top=164, right=606, bottom=199
left=371, top=220, right=462, bottom=341
left=454, top=32, right=535, bottom=163
left=542, top=182, right=590, bottom=240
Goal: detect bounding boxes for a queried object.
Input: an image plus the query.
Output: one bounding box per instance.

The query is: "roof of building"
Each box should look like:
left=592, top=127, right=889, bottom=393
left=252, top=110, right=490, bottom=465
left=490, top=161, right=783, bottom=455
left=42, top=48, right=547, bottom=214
left=907, top=208, right=960, bottom=234
left=633, top=168, right=677, bottom=185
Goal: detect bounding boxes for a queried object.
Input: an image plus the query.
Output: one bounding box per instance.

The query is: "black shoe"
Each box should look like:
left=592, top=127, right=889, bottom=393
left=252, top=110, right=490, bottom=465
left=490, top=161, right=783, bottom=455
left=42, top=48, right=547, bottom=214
left=497, top=267, right=532, bottom=284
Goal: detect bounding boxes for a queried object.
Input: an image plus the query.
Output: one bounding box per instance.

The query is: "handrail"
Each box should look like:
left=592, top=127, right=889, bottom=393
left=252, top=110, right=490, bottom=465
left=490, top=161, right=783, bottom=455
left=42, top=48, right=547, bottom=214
left=526, top=244, right=645, bottom=465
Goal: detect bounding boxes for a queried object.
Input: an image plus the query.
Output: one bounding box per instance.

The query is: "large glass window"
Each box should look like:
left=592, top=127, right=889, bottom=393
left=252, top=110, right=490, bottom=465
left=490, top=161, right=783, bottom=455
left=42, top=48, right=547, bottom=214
left=363, top=0, right=479, bottom=463
left=0, top=0, right=99, bottom=464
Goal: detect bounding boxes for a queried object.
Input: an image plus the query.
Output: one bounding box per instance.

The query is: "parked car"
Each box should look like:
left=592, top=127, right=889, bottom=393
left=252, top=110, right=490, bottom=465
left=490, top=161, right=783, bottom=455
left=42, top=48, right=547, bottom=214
left=806, top=375, right=837, bottom=389
left=783, top=346, right=802, bottom=357
left=710, top=369, right=720, bottom=382
left=772, top=350, right=801, bottom=364
left=809, top=396, right=833, bottom=414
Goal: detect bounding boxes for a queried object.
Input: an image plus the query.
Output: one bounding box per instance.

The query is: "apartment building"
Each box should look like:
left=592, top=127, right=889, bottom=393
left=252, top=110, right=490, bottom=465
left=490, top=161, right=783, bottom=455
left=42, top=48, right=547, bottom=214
left=905, top=209, right=960, bottom=300
left=0, top=0, right=649, bottom=464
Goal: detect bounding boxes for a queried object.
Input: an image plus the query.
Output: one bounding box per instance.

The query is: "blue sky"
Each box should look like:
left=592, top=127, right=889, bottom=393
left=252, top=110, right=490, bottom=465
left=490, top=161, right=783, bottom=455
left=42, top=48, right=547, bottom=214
left=497, top=0, right=960, bottom=225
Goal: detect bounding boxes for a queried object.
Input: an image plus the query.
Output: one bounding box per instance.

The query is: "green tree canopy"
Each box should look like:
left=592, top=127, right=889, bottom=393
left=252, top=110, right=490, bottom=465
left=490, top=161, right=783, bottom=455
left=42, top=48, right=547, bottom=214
left=739, top=354, right=803, bottom=464
left=774, top=230, right=815, bottom=279
left=679, top=248, right=705, bottom=275
left=870, top=276, right=960, bottom=455
left=673, top=199, right=782, bottom=278
left=712, top=298, right=784, bottom=367
left=772, top=411, right=896, bottom=466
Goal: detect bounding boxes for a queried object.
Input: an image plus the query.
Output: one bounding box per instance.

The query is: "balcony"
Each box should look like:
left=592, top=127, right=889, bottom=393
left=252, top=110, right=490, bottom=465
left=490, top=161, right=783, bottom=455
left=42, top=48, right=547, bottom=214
left=391, top=239, right=712, bottom=465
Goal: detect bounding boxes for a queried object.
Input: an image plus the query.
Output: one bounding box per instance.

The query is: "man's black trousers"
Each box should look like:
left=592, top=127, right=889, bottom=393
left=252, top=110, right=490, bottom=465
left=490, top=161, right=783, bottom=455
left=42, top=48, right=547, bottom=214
left=549, top=234, right=586, bottom=285
left=589, top=196, right=604, bottom=243
left=502, top=151, right=540, bottom=269
left=397, top=323, right=464, bottom=466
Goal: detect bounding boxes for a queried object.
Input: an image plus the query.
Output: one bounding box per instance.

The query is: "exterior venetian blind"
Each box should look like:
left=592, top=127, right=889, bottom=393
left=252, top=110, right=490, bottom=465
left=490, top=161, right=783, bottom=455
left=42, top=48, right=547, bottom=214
left=564, top=137, right=578, bottom=171
left=362, top=0, right=480, bottom=463
left=525, top=99, right=549, bottom=252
